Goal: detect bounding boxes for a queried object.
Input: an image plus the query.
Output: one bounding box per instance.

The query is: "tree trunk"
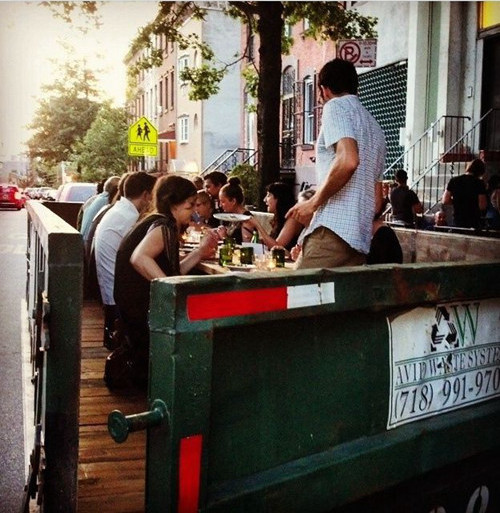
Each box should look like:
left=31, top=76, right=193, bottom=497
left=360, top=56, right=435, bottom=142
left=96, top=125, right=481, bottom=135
left=256, top=2, right=283, bottom=202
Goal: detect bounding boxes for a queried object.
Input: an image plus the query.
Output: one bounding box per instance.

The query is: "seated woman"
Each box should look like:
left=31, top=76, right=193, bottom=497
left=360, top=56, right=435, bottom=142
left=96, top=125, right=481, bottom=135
left=114, top=176, right=218, bottom=385
left=217, top=177, right=253, bottom=244
left=247, top=182, right=304, bottom=252
left=190, top=189, right=219, bottom=229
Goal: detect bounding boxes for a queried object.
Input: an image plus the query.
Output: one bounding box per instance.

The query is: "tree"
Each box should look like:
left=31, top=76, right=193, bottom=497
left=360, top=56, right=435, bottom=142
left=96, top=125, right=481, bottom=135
left=43, top=2, right=377, bottom=193
left=26, top=57, right=102, bottom=174
left=128, top=2, right=376, bottom=196
left=73, top=103, right=129, bottom=181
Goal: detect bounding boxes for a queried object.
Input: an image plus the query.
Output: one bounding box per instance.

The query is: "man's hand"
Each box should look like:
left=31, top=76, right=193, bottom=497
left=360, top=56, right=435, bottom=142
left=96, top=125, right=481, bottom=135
left=286, top=198, right=316, bottom=226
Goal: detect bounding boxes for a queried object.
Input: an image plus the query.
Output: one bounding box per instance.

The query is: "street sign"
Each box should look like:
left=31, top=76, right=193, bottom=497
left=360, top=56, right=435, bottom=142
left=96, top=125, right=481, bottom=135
left=128, top=117, right=158, bottom=157
left=337, top=39, right=377, bottom=68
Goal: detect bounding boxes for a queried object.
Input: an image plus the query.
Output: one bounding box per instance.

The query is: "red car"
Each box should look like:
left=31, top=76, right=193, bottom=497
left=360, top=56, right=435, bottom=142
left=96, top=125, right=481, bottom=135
left=0, top=184, right=26, bottom=210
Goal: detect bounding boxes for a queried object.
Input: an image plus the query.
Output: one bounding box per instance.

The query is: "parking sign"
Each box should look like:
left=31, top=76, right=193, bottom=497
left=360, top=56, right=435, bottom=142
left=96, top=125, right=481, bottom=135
left=337, top=39, right=377, bottom=68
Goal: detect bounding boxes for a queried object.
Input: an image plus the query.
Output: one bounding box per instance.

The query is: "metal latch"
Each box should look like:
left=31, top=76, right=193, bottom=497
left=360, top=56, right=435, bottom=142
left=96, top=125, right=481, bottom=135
left=108, top=399, right=170, bottom=443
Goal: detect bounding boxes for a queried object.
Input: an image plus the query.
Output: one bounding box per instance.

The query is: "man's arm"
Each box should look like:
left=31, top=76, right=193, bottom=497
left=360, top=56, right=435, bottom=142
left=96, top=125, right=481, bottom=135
left=287, top=137, right=359, bottom=224
left=442, top=190, right=453, bottom=205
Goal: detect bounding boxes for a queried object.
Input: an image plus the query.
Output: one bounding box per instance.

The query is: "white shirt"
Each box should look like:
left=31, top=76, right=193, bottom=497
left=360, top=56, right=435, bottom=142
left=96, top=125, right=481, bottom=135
left=305, top=94, right=386, bottom=254
left=94, top=197, right=139, bottom=305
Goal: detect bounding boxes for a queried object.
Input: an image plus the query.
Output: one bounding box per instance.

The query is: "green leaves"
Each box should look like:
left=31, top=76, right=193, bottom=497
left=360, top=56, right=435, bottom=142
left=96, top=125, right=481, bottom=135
left=74, top=104, right=129, bottom=181
left=180, top=65, right=227, bottom=101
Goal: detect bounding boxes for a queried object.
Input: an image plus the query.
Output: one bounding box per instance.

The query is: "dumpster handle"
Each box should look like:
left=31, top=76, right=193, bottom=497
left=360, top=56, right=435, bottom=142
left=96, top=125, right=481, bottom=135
left=108, top=399, right=170, bottom=443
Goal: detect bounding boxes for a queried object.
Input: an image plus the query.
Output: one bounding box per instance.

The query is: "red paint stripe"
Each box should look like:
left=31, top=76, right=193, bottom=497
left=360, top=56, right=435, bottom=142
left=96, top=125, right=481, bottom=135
left=178, top=435, right=203, bottom=513
left=187, top=287, right=288, bottom=320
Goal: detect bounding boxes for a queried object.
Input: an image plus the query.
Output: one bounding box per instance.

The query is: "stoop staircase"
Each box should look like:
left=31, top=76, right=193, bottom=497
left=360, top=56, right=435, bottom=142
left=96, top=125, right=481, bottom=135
left=202, top=148, right=257, bottom=175
left=384, top=108, right=500, bottom=213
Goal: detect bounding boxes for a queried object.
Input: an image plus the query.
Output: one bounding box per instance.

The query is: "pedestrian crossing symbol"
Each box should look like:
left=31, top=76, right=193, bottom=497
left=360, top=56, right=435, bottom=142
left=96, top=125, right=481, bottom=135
left=128, top=117, right=158, bottom=156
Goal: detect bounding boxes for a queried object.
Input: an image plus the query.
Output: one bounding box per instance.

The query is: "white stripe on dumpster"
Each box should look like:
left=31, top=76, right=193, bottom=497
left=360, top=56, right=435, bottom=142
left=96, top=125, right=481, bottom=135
left=287, top=283, right=335, bottom=309
left=187, top=282, right=336, bottom=320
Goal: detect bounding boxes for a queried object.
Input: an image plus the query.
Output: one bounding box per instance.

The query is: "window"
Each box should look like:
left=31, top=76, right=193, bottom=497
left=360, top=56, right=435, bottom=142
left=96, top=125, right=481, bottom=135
left=179, top=116, right=189, bottom=143
left=159, top=80, right=163, bottom=111
left=170, top=70, right=175, bottom=108
left=303, top=76, right=314, bottom=145
left=164, top=75, right=169, bottom=111
left=281, top=66, right=296, bottom=168
left=178, top=55, right=189, bottom=82
left=154, top=84, right=158, bottom=117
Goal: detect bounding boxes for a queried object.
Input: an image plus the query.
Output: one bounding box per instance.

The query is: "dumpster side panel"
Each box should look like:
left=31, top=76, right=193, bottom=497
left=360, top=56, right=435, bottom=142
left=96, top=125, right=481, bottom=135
left=207, top=311, right=389, bottom=483
left=145, top=263, right=500, bottom=513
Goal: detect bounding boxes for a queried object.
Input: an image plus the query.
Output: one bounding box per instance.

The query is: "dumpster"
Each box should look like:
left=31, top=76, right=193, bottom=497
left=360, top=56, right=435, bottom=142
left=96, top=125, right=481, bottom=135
left=109, top=261, right=500, bottom=512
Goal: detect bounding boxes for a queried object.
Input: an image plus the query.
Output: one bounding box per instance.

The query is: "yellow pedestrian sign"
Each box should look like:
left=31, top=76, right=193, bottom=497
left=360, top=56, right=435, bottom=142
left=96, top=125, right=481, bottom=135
left=128, top=117, right=158, bottom=157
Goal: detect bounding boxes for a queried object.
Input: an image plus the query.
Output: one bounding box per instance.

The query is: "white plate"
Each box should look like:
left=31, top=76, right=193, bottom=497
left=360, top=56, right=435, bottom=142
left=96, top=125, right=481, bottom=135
left=213, top=213, right=252, bottom=222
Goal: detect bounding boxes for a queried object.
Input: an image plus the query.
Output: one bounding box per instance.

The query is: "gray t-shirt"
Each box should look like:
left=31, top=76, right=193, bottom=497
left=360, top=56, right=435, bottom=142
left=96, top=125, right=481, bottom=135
left=305, top=94, right=386, bottom=254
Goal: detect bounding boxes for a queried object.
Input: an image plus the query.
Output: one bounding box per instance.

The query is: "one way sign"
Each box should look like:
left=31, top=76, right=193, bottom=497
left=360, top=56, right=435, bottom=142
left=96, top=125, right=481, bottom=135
left=337, top=39, right=377, bottom=68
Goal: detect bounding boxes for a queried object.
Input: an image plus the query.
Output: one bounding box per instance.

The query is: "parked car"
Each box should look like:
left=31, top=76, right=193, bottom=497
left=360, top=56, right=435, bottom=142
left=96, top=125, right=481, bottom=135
left=42, top=188, right=59, bottom=201
left=55, top=182, right=97, bottom=203
left=0, top=184, right=26, bottom=210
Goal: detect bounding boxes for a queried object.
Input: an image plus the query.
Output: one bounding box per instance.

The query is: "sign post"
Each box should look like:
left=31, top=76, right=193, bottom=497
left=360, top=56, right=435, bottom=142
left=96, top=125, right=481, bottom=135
left=337, top=39, right=377, bottom=68
left=128, top=117, right=158, bottom=157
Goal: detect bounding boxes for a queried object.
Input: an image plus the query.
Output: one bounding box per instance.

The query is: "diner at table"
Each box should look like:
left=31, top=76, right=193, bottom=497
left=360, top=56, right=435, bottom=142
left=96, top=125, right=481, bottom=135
left=244, top=181, right=304, bottom=253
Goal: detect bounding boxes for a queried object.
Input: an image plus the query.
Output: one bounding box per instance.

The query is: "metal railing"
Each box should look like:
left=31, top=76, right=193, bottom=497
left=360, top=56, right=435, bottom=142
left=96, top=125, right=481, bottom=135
left=22, top=201, right=83, bottom=513
left=202, top=147, right=258, bottom=175
left=412, top=108, right=500, bottom=212
left=384, top=115, right=471, bottom=181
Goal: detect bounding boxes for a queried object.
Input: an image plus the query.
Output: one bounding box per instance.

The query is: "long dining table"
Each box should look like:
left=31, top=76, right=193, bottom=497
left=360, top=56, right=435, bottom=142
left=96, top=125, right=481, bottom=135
left=196, top=259, right=296, bottom=275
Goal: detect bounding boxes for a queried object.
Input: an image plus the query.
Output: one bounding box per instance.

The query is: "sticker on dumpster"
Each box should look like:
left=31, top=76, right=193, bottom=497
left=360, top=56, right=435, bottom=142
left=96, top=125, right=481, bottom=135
left=387, top=298, right=500, bottom=429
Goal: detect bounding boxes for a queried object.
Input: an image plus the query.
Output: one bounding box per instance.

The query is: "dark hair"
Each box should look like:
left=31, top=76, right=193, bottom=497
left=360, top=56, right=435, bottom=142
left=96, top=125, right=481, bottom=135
left=266, top=182, right=296, bottom=236
left=204, top=171, right=227, bottom=187
left=124, top=171, right=157, bottom=199
left=153, top=175, right=197, bottom=216
left=220, top=177, right=245, bottom=205
left=395, top=169, right=408, bottom=183
left=318, top=58, right=358, bottom=95
left=466, top=158, right=486, bottom=178
left=488, top=174, right=500, bottom=191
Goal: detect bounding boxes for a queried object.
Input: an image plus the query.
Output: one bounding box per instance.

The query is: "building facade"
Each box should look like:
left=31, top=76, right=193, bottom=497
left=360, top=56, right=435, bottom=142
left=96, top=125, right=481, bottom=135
left=126, top=4, right=242, bottom=177
left=242, top=1, right=499, bottom=202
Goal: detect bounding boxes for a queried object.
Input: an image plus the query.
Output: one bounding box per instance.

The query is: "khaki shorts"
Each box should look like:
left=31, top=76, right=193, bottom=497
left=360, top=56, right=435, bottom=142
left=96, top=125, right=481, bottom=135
left=295, top=226, right=366, bottom=269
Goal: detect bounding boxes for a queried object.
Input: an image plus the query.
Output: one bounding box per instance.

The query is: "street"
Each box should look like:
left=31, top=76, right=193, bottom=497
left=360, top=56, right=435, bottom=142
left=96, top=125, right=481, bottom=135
left=0, top=208, right=30, bottom=511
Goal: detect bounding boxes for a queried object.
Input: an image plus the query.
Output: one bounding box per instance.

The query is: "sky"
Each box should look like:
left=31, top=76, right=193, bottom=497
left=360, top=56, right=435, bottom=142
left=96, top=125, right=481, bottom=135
left=0, top=1, right=159, bottom=160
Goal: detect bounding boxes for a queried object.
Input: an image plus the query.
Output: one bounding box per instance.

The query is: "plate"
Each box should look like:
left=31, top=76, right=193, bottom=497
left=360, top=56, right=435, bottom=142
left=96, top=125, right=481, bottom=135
left=226, top=264, right=256, bottom=272
left=213, top=213, right=252, bottom=222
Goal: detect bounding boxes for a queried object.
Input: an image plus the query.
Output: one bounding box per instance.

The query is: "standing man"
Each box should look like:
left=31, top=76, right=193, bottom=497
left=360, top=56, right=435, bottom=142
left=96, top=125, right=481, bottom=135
left=390, top=169, right=423, bottom=226
left=203, top=171, right=227, bottom=211
left=442, top=158, right=487, bottom=229
left=288, top=58, right=386, bottom=268
left=94, top=171, right=157, bottom=348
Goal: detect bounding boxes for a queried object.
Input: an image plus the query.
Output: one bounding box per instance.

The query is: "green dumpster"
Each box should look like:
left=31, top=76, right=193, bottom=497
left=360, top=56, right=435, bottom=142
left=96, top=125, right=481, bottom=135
left=110, top=261, right=500, bottom=513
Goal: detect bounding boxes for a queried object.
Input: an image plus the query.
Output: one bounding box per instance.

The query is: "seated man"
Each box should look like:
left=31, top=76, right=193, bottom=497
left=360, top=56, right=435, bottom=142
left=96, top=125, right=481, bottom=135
left=94, top=171, right=156, bottom=349
left=390, top=169, right=423, bottom=226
